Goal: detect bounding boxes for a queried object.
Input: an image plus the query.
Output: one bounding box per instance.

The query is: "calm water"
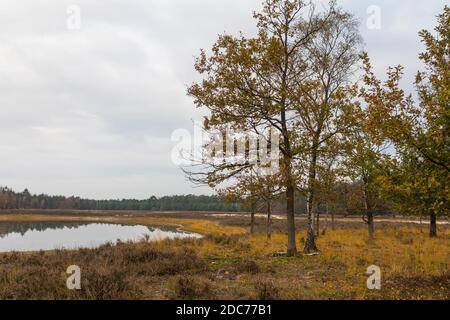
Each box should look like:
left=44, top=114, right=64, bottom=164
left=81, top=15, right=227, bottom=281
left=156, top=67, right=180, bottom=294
left=0, top=221, right=202, bottom=252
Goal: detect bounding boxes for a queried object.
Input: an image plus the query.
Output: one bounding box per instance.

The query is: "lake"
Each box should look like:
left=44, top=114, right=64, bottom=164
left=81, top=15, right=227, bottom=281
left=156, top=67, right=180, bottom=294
left=0, top=221, right=202, bottom=252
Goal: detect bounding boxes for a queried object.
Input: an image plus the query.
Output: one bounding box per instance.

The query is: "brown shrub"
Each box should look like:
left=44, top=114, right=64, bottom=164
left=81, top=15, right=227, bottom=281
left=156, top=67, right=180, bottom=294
left=234, top=259, right=260, bottom=274
left=254, top=279, right=279, bottom=300
left=169, top=276, right=215, bottom=300
left=0, top=242, right=209, bottom=300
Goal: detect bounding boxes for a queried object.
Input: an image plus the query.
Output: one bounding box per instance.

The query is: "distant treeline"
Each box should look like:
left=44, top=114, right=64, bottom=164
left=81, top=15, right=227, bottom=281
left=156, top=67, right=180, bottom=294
left=0, top=187, right=240, bottom=212
left=0, top=185, right=394, bottom=216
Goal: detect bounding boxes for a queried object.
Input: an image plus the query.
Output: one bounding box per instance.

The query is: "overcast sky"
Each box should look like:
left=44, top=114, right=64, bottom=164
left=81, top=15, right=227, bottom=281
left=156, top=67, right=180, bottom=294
left=0, top=0, right=445, bottom=199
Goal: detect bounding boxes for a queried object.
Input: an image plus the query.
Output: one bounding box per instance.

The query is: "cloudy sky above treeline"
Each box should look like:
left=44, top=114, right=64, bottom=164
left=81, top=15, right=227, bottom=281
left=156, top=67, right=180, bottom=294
left=0, top=0, right=445, bottom=199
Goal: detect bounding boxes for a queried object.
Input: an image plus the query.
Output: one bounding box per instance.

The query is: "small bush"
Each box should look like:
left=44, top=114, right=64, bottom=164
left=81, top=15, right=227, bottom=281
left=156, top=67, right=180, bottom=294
left=234, top=259, right=260, bottom=274
left=254, top=279, right=279, bottom=300
left=170, top=276, right=214, bottom=300
left=206, top=234, right=240, bottom=246
left=124, top=247, right=165, bottom=263
left=83, top=268, right=135, bottom=300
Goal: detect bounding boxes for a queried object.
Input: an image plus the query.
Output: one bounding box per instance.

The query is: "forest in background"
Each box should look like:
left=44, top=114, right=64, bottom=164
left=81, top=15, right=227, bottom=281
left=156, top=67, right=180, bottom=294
left=0, top=183, right=392, bottom=216
left=0, top=187, right=240, bottom=212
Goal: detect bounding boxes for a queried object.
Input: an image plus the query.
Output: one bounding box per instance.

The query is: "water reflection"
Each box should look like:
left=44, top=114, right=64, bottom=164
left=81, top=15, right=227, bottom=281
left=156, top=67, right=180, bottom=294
left=0, top=221, right=90, bottom=236
left=0, top=221, right=201, bottom=252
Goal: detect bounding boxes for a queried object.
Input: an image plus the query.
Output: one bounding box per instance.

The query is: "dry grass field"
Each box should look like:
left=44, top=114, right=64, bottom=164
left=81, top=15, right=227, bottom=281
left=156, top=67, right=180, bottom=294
left=0, top=211, right=448, bottom=300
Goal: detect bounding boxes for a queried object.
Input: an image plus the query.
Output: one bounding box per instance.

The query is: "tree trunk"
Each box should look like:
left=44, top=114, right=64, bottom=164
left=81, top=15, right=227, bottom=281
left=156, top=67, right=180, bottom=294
left=304, top=147, right=319, bottom=254
left=305, top=194, right=318, bottom=253
left=280, top=94, right=297, bottom=256
left=250, top=212, right=255, bottom=234
left=250, top=204, right=255, bottom=235
left=322, top=204, right=329, bottom=236
left=331, top=211, right=335, bottom=230
left=430, top=213, right=437, bottom=238
left=367, top=212, right=374, bottom=240
left=267, top=200, right=272, bottom=240
left=250, top=201, right=256, bottom=235
left=286, top=182, right=297, bottom=256
left=315, top=208, right=320, bottom=238
left=362, top=184, right=374, bottom=241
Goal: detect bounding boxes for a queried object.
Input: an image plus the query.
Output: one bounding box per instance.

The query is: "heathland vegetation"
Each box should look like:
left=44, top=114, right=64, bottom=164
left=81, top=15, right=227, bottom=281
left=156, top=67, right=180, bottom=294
left=0, top=211, right=448, bottom=300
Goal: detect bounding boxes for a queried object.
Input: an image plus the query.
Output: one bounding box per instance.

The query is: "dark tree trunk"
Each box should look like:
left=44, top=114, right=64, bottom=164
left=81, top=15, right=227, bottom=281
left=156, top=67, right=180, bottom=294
left=315, top=210, right=320, bottom=238
left=331, top=211, right=335, bottom=230
left=250, top=211, right=255, bottom=234
left=322, top=204, right=329, bottom=236
left=267, top=200, right=272, bottom=240
left=362, top=184, right=374, bottom=241
left=286, top=182, right=297, bottom=256
left=280, top=100, right=297, bottom=256
left=304, top=147, right=319, bottom=254
left=250, top=201, right=256, bottom=235
left=367, top=212, right=374, bottom=240
left=305, top=194, right=318, bottom=253
left=430, top=213, right=437, bottom=238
